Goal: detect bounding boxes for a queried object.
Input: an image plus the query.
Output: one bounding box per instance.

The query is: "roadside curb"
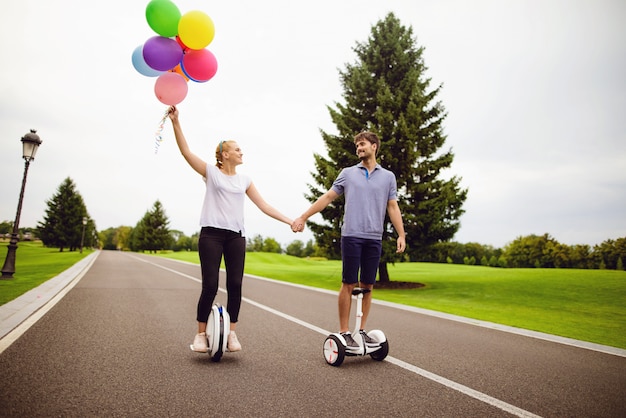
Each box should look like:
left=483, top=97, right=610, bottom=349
left=0, top=251, right=100, bottom=340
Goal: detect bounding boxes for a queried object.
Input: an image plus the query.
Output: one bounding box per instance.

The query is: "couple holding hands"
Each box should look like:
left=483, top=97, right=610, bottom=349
left=167, top=106, right=405, bottom=353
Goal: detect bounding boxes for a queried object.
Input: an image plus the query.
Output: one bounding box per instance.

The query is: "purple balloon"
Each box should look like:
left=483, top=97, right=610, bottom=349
left=132, top=45, right=163, bottom=77
left=142, top=36, right=183, bottom=71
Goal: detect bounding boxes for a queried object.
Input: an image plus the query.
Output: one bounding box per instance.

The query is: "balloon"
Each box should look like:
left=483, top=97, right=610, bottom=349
left=178, top=10, right=215, bottom=50
left=131, top=45, right=164, bottom=77
left=143, top=36, right=183, bottom=71
left=175, top=35, right=189, bottom=53
left=154, top=72, right=188, bottom=105
left=170, top=64, right=190, bottom=81
left=145, top=0, right=181, bottom=37
left=181, top=49, right=218, bottom=82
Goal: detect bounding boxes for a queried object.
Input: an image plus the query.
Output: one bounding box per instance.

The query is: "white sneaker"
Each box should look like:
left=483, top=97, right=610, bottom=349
left=192, top=332, right=208, bottom=353
left=227, top=331, right=242, bottom=352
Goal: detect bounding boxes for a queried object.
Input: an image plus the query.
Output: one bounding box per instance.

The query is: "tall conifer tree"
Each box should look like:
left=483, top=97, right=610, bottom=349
left=38, top=177, right=92, bottom=251
left=306, top=13, right=467, bottom=281
left=130, top=200, right=173, bottom=253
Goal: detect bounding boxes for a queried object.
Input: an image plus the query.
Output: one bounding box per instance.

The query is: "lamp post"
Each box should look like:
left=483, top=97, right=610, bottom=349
left=80, top=217, right=88, bottom=254
left=1, top=130, right=42, bottom=279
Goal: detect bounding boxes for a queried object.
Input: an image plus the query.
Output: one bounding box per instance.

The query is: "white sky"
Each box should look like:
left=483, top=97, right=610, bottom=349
left=1, top=0, right=625, bottom=249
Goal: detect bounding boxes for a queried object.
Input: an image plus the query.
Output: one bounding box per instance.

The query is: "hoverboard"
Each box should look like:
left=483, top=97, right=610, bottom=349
left=190, top=303, right=230, bottom=362
left=322, top=288, right=389, bottom=367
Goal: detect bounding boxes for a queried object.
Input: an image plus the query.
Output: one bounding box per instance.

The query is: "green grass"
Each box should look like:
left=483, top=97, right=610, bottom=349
left=0, top=241, right=93, bottom=305
left=158, top=251, right=626, bottom=349
left=2, top=245, right=624, bottom=349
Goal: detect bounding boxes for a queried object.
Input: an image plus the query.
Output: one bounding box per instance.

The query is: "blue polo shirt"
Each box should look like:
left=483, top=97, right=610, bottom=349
left=331, top=162, right=398, bottom=240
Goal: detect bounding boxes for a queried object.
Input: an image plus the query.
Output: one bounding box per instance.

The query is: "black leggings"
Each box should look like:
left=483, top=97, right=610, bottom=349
left=197, top=227, right=246, bottom=324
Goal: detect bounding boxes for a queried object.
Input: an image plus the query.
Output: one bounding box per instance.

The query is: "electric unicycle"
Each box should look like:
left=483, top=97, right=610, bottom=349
left=323, top=288, right=389, bottom=367
left=190, top=303, right=230, bottom=362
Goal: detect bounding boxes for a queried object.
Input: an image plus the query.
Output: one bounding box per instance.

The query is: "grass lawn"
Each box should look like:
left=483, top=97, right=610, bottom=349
left=0, top=241, right=93, bottom=305
left=158, top=251, right=626, bottom=349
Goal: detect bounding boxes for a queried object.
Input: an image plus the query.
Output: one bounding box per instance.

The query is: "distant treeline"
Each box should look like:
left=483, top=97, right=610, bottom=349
left=421, top=234, right=625, bottom=270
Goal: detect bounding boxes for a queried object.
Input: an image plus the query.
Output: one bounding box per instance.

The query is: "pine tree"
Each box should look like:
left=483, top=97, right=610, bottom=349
left=131, top=200, right=173, bottom=253
left=306, top=13, right=467, bottom=281
left=38, top=177, right=92, bottom=251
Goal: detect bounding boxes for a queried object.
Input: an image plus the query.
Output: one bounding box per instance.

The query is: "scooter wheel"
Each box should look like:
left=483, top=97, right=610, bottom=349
left=323, top=335, right=345, bottom=367
left=370, top=340, right=389, bottom=361
left=211, top=351, right=223, bottom=362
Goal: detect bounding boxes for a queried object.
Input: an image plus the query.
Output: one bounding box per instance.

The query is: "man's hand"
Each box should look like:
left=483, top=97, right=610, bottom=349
left=291, top=217, right=305, bottom=232
left=396, top=236, right=406, bottom=253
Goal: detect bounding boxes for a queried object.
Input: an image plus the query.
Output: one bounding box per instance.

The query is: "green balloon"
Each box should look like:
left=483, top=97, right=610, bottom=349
left=146, top=0, right=181, bottom=38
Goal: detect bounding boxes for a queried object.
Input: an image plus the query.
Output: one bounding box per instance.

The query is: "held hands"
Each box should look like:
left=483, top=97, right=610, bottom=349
left=291, top=217, right=305, bottom=233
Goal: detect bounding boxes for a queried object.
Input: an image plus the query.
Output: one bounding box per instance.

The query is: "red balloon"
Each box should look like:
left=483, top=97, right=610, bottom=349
left=181, top=49, right=218, bottom=82
left=175, top=35, right=190, bottom=53
left=154, top=72, right=188, bottom=105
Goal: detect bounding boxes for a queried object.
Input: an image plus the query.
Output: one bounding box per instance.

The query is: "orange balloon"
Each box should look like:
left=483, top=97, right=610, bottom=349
left=170, top=64, right=190, bottom=81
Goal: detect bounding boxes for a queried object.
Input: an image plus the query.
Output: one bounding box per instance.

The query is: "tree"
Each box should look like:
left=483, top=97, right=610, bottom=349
left=171, top=230, right=193, bottom=251
left=262, top=237, right=282, bottom=253
left=0, top=220, right=12, bottom=235
left=593, top=238, right=626, bottom=270
left=130, top=200, right=173, bottom=253
left=100, top=226, right=133, bottom=251
left=286, top=240, right=305, bottom=257
left=37, top=177, right=95, bottom=251
left=569, top=244, right=592, bottom=269
left=246, top=234, right=265, bottom=252
left=503, top=233, right=568, bottom=268
left=303, top=240, right=318, bottom=257
left=305, top=13, right=467, bottom=282
left=246, top=234, right=283, bottom=253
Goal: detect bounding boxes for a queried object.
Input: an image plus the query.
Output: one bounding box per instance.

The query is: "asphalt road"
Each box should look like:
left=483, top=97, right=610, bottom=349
left=1, top=251, right=625, bottom=417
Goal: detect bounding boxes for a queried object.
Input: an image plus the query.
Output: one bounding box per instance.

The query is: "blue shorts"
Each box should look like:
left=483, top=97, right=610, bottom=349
left=341, top=236, right=382, bottom=285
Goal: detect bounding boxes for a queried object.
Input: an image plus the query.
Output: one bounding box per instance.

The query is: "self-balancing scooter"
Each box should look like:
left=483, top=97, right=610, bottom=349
left=322, top=288, right=389, bottom=367
left=190, top=303, right=230, bottom=362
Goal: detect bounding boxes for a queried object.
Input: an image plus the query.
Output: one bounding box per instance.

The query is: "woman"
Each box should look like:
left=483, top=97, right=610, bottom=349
left=168, top=105, right=293, bottom=352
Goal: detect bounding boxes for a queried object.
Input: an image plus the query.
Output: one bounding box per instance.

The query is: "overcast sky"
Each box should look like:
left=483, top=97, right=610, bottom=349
left=1, top=0, right=624, bottom=249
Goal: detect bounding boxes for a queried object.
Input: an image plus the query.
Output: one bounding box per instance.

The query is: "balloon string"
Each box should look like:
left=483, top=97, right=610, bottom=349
left=154, top=108, right=170, bottom=154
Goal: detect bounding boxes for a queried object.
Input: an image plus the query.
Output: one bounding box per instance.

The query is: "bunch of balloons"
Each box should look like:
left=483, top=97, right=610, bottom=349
left=131, top=0, right=218, bottom=105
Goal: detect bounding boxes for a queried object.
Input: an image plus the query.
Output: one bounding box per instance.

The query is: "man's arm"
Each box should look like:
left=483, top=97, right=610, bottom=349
left=387, top=199, right=406, bottom=253
left=292, top=189, right=340, bottom=232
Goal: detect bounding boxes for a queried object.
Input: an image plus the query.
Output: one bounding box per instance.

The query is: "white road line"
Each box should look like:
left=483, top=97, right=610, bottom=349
left=0, top=252, right=98, bottom=355
left=138, top=255, right=542, bottom=418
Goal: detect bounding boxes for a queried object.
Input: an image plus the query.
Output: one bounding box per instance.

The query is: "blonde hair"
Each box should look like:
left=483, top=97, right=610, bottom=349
left=215, top=140, right=235, bottom=168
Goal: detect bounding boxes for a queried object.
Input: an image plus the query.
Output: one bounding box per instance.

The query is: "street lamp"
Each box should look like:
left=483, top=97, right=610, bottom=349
left=80, top=217, right=88, bottom=253
left=1, top=130, right=42, bottom=279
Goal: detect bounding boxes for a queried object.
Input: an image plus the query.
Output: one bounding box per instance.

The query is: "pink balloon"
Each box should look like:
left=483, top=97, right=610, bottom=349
left=181, top=49, right=218, bottom=82
left=154, top=72, right=188, bottom=105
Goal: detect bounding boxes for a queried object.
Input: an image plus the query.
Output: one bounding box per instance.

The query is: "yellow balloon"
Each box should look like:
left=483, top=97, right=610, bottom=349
left=178, top=10, right=215, bottom=50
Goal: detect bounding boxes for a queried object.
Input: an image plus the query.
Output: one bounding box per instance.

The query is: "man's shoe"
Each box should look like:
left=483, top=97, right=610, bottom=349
left=341, top=332, right=359, bottom=349
left=227, top=331, right=242, bottom=352
left=360, top=330, right=378, bottom=347
left=192, top=332, right=208, bottom=353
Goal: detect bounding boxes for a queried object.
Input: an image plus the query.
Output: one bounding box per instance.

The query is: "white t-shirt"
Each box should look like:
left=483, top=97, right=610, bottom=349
left=199, top=164, right=252, bottom=235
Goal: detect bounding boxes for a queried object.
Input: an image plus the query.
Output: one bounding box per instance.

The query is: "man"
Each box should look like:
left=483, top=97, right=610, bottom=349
left=292, top=131, right=406, bottom=348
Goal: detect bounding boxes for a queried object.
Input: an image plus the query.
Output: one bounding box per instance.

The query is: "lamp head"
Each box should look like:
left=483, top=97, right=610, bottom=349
left=21, top=129, right=42, bottom=161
